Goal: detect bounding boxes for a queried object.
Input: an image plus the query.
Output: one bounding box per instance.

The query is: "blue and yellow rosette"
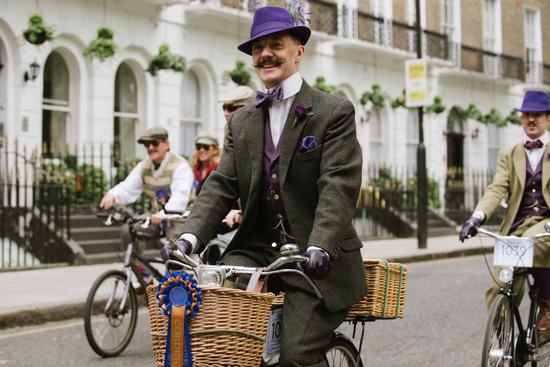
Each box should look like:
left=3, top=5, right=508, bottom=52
left=156, top=272, right=202, bottom=367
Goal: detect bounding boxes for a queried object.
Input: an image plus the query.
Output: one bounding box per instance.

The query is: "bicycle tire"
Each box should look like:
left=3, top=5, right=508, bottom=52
left=482, top=294, right=515, bottom=367
left=323, top=332, right=364, bottom=367
left=84, top=270, right=138, bottom=357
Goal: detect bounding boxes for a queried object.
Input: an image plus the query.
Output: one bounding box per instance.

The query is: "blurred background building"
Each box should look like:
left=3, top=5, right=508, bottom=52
left=1, top=0, right=550, bottom=267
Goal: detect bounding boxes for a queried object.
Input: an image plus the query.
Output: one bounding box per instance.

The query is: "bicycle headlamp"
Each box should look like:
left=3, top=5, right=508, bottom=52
left=498, top=267, right=513, bottom=283
left=197, top=266, right=226, bottom=287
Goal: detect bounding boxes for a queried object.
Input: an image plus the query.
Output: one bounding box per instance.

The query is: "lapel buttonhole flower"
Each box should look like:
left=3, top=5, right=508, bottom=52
left=293, top=104, right=313, bottom=128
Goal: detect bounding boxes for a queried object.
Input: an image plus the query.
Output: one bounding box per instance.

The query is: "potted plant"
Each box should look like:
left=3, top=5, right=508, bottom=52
left=391, top=89, right=406, bottom=109
left=425, top=96, right=445, bottom=114
left=225, top=60, right=251, bottom=86
left=505, top=110, right=521, bottom=125
left=84, top=27, right=118, bottom=61
left=360, top=84, right=385, bottom=108
left=314, top=76, right=337, bottom=94
left=484, top=108, right=506, bottom=127
left=147, top=43, right=186, bottom=76
left=462, top=103, right=484, bottom=122
left=23, top=13, right=55, bottom=45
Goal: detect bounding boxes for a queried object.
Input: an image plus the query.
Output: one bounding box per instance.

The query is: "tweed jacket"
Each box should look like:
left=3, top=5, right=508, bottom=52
left=182, top=81, right=367, bottom=312
left=475, top=142, right=550, bottom=235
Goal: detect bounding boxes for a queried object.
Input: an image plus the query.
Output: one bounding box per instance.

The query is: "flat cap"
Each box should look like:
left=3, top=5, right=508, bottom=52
left=137, top=127, right=169, bottom=144
left=195, top=135, right=219, bottom=147
left=218, top=85, right=256, bottom=104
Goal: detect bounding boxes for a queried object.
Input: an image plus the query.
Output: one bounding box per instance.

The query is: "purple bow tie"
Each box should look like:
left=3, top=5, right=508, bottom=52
left=255, top=84, right=284, bottom=108
left=524, top=139, right=543, bottom=150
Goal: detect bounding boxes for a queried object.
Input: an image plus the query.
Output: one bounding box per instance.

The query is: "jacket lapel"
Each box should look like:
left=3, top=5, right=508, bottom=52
left=513, top=143, right=526, bottom=189
left=244, top=107, right=266, bottom=201
left=279, top=81, right=314, bottom=186
left=543, top=143, right=550, bottom=189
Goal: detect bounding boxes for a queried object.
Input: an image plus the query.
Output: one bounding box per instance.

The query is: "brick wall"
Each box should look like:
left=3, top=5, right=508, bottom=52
left=393, top=0, right=406, bottom=23
left=461, top=0, right=482, bottom=48
left=425, top=0, right=440, bottom=33
left=358, top=0, right=370, bottom=14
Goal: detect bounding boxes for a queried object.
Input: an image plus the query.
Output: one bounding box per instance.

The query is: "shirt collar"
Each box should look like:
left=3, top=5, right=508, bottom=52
left=267, top=72, right=302, bottom=101
left=525, top=131, right=550, bottom=146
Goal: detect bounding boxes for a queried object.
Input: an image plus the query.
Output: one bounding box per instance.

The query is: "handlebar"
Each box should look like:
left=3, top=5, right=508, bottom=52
left=477, top=227, right=550, bottom=240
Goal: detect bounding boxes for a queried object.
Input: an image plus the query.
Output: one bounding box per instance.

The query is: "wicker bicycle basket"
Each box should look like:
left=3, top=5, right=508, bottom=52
left=347, top=259, right=408, bottom=319
left=146, top=285, right=275, bottom=367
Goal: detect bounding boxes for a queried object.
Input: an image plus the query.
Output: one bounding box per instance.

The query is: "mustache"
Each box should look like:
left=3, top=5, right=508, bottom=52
left=252, top=57, right=285, bottom=68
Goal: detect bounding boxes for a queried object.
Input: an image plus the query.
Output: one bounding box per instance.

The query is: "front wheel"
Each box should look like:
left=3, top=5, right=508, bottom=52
left=482, top=294, right=515, bottom=367
left=323, top=332, right=363, bottom=367
left=84, top=270, right=138, bottom=357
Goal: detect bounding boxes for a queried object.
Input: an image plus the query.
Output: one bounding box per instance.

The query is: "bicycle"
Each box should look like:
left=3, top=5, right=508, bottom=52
left=83, top=205, right=183, bottom=358
left=472, top=227, right=550, bottom=367
left=157, top=242, right=379, bottom=367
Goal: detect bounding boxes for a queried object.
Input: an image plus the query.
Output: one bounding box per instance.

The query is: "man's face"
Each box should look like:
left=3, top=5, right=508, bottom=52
left=521, top=111, right=550, bottom=139
left=223, top=102, right=246, bottom=119
left=251, top=32, right=304, bottom=89
left=144, top=139, right=169, bottom=164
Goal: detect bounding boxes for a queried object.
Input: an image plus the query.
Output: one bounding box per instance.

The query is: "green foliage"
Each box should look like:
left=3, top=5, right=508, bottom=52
left=391, top=89, right=406, bottom=109
left=505, top=110, right=521, bottom=125
left=314, top=76, right=337, bottom=94
left=147, top=43, right=186, bottom=76
left=484, top=108, right=506, bottom=127
left=84, top=27, right=118, bottom=61
left=23, top=13, right=55, bottom=45
left=225, top=60, right=251, bottom=86
left=460, top=103, right=484, bottom=122
left=360, top=84, right=385, bottom=108
left=407, top=175, right=442, bottom=209
left=425, top=95, right=445, bottom=115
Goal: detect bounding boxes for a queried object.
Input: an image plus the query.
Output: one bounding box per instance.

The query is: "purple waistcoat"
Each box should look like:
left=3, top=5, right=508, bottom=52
left=253, top=116, right=295, bottom=247
left=510, top=156, right=550, bottom=231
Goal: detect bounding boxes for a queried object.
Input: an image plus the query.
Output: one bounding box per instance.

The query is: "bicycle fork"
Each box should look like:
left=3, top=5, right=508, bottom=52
left=105, top=245, right=134, bottom=316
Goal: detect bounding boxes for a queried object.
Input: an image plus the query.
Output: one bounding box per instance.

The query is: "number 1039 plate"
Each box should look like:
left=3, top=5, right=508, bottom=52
left=263, top=307, right=282, bottom=359
left=493, top=237, right=534, bottom=268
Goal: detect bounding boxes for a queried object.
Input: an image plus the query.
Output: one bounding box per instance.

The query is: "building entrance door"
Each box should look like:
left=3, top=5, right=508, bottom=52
left=445, top=108, right=465, bottom=216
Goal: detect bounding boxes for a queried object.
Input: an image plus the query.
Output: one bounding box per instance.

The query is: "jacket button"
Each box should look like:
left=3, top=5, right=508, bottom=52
left=272, top=173, right=278, bottom=179
left=274, top=194, right=280, bottom=200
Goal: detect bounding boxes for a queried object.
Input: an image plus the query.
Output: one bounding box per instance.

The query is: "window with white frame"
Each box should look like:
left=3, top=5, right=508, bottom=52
left=370, top=0, right=391, bottom=46
left=42, top=51, right=70, bottom=156
left=369, top=109, right=383, bottom=164
left=405, top=110, right=418, bottom=170
left=114, top=62, right=139, bottom=164
left=338, top=0, right=358, bottom=38
left=441, top=0, right=455, bottom=39
left=483, top=0, right=500, bottom=52
left=487, top=123, right=500, bottom=172
left=180, top=70, right=202, bottom=158
left=524, top=7, right=542, bottom=84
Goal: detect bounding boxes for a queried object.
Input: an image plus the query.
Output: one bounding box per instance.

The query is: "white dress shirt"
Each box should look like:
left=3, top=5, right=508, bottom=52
left=108, top=153, right=194, bottom=212
left=267, top=72, right=302, bottom=147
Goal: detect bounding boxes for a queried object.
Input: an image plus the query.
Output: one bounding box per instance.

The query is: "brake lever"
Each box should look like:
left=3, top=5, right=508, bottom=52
left=104, top=214, right=113, bottom=226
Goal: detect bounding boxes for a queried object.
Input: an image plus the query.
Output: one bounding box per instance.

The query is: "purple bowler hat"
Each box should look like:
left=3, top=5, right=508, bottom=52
left=515, top=90, right=550, bottom=113
left=237, top=6, right=311, bottom=55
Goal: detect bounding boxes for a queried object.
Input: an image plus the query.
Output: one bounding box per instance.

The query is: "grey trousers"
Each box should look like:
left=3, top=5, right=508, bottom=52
left=221, top=248, right=348, bottom=367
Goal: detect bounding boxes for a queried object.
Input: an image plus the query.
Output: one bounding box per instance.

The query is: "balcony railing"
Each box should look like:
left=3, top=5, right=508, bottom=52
left=424, top=30, right=449, bottom=60
left=458, top=45, right=525, bottom=81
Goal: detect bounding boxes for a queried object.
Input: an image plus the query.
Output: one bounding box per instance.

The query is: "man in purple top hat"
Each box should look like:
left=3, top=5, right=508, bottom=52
left=460, top=89, right=550, bottom=333
left=176, top=5, right=366, bottom=365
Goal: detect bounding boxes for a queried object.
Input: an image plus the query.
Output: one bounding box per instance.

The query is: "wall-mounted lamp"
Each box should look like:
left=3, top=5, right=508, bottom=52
left=471, top=127, right=480, bottom=140
left=23, top=60, right=40, bottom=82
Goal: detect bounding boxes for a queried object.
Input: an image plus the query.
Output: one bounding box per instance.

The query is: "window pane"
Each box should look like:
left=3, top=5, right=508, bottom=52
left=43, top=51, right=69, bottom=103
left=42, top=110, right=67, bottom=156
left=114, top=117, right=136, bottom=164
left=181, top=72, right=201, bottom=119
left=115, top=63, right=138, bottom=113
left=180, top=121, right=198, bottom=158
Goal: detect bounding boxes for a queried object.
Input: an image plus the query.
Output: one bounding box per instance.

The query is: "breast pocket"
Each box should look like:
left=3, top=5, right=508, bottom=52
left=294, top=144, right=323, bottom=163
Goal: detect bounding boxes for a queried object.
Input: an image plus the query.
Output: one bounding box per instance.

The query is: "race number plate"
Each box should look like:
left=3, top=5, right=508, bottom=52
left=263, top=307, right=282, bottom=359
left=493, top=237, right=534, bottom=268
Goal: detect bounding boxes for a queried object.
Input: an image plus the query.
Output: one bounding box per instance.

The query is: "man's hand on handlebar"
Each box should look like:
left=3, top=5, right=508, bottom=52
left=459, top=216, right=482, bottom=242
left=300, top=247, right=332, bottom=280
left=99, top=194, right=118, bottom=209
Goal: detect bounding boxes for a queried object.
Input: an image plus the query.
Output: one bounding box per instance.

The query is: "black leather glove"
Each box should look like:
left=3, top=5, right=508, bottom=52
left=175, top=238, right=193, bottom=256
left=459, top=216, right=482, bottom=242
left=301, top=248, right=332, bottom=280
left=160, top=244, right=171, bottom=263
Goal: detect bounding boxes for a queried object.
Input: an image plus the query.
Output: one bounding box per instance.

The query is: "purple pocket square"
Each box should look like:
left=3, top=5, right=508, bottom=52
left=299, top=135, right=317, bottom=152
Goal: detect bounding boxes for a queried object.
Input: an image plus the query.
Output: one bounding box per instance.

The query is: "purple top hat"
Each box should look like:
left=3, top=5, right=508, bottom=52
left=515, top=90, right=550, bottom=113
left=238, top=6, right=311, bottom=55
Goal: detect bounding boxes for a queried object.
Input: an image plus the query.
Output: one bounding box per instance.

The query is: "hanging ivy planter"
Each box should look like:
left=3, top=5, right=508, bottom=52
left=84, top=27, right=118, bottom=61
left=225, top=60, right=251, bottom=86
left=505, top=110, right=521, bottom=125
left=147, top=43, right=186, bottom=76
left=314, top=76, right=337, bottom=94
left=460, top=103, right=484, bottom=122
left=360, top=84, right=385, bottom=108
left=23, top=13, right=55, bottom=45
left=391, top=89, right=406, bottom=109
left=425, top=96, right=445, bottom=115
left=484, top=108, right=506, bottom=127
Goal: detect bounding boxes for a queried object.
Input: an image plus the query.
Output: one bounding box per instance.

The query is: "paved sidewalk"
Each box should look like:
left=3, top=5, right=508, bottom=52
left=0, top=233, right=490, bottom=329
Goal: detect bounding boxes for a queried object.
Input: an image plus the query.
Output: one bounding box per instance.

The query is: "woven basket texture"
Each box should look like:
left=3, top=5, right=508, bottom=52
left=146, top=285, right=275, bottom=367
left=347, top=259, right=408, bottom=319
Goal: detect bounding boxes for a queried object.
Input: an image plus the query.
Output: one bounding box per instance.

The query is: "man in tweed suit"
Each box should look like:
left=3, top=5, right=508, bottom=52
left=459, top=90, right=550, bottom=333
left=174, top=6, right=367, bottom=366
